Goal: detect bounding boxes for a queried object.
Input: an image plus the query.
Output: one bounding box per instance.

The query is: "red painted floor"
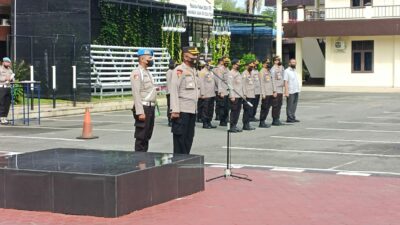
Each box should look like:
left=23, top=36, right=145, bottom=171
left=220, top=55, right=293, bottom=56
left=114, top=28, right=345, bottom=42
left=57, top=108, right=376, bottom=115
left=1, top=168, right=400, bottom=225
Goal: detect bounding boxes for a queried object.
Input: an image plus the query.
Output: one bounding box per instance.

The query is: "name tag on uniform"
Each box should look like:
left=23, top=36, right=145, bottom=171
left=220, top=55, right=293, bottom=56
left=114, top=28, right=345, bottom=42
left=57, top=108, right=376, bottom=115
left=266, top=76, right=270, bottom=81
left=185, top=75, right=195, bottom=89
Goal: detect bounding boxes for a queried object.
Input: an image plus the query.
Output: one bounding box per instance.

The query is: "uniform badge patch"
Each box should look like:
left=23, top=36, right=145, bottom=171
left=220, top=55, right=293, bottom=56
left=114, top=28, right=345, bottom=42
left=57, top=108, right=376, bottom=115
left=177, top=69, right=183, bottom=77
left=133, top=74, right=139, bottom=80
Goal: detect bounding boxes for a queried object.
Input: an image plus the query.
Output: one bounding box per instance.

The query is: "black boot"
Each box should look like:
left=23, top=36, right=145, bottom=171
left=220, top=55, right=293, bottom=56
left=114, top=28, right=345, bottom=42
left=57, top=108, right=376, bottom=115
left=259, top=120, right=271, bottom=128
left=208, top=122, right=217, bottom=128
left=229, top=125, right=242, bottom=133
left=243, top=123, right=255, bottom=131
left=203, top=122, right=212, bottom=129
left=272, top=118, right=283, bottom=126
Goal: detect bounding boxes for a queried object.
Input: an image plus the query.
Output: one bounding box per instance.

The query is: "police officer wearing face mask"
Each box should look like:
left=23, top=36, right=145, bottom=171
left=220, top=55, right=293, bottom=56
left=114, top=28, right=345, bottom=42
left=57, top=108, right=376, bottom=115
left=250, top=59, right=261, bottom=122
left=242, top=60, right=256, bottom=131
left=227, top=59, right=243, bottom=133
left=131, top=49, right=157, bottom=152
left=270, top=56, right=285, bottom=126
left=166, top=59, right=176, bottom=127
left=170, top=47, right=200, bottom=154
left=0, top=57, right=14, bottom=125
left=199, top=59, right=217, bottom=129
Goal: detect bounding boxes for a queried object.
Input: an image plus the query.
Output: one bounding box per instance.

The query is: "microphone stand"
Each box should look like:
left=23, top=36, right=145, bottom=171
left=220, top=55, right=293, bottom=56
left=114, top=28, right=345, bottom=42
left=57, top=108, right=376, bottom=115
left=206, top=68, right=252, bottom=182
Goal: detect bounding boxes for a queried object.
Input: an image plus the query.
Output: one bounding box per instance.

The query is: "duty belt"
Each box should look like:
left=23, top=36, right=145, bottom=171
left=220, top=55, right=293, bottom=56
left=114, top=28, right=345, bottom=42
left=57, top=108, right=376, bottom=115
left=142, top=101, right=156, bottom=107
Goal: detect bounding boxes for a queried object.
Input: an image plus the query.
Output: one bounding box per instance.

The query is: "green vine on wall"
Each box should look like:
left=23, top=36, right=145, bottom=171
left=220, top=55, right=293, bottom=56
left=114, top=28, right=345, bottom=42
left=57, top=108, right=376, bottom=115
left=161, top=31, right=182, bottom=63
left=209, top=35, right=231, bottom=64
left=95, top=0, right=162, bottom=47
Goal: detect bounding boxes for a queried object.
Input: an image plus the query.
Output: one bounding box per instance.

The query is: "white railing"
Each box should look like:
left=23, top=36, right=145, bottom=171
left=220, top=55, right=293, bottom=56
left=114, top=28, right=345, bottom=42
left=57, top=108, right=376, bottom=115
left=286, top=5, right=400, bottom=22
left=325, top=5, right=400, bottom=20
left=90, top=45, right=171, bottom=98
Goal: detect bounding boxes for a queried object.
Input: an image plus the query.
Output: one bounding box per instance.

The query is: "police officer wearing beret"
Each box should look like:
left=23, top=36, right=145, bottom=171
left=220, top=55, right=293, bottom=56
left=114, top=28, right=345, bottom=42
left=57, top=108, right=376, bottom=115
left=0, top=57, right=14, bottom=125
left=131, top=49, right=157, bottom=152
left=170, top=47, right=200, bottom=154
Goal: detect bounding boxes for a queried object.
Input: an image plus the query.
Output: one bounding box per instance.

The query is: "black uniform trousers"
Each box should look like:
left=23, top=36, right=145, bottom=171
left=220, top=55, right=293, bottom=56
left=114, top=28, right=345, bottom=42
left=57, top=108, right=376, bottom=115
left=172, top=112, right=196, bottom=154
left=217, top=95, right=229, bottom=124
left=243, top=98, right=254, bottom=124
left=133, top=105, right=155, bottom=152
left=0, top=87, right=11, bottom=117
left=251, top=94, right=260, bottom=118
left=197, top=98, right=204, bottom=121
left=286, top=93, right=299, bottom=121
left=166, top=94, right=171, bottom=122
left=272, top=93, right=283, bottom=120
left=260, top=95, right=273, bottom=121
left=230, top=98, right=242, bottom=127
left=214, top=91, right=220, bottom=119
left=201, top=97, right=215, bottom=123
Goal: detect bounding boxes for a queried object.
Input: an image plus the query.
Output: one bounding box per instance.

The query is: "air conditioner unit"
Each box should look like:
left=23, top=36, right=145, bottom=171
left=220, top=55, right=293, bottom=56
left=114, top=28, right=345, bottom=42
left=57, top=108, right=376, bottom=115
left=334, top=40, right=346, bottom=50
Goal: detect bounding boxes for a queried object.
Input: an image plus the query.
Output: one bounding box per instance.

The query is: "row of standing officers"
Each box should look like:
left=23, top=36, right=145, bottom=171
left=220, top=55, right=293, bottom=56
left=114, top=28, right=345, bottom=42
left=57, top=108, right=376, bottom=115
left=131, top=47, right=300, bottom=155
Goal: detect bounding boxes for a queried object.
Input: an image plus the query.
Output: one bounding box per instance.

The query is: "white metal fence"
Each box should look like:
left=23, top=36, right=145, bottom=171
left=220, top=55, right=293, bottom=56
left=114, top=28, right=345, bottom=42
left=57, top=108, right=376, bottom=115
left=90, top=45, right=170, bottom=98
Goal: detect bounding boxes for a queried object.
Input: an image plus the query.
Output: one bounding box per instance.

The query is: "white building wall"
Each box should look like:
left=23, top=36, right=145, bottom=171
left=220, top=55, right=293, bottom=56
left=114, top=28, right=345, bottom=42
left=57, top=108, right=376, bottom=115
left=325, top=36, right=400, bottom=87
left=325, top=0, right=400, bottom=8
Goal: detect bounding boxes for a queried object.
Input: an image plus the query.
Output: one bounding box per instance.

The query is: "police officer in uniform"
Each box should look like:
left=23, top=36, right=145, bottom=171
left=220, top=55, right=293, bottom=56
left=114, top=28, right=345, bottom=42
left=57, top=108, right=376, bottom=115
left=170, top=47, right=200, bottom=154
left=0, top=57, right=14, bottom=125
left=270, top=56, right=285, bottom=126
left=217, top=57, right=231, bottom=126
left=213, top=57, right=230, bottom=125
left=166, top=59, right=176, bottom=127
left=131, top=49, right=157, bottom=151
left=259, top=59, right=275, bottom=128
left=196, top=63, right=205, bottom=123
left=242, top=61, right=256, bottom=131
left=227, top=59, right=243, bottom=133
left=212, top=58, right=224, bottom=121
left=250, top=60, right=261, bottom=122
left=199, top=60, right=217, bottom=129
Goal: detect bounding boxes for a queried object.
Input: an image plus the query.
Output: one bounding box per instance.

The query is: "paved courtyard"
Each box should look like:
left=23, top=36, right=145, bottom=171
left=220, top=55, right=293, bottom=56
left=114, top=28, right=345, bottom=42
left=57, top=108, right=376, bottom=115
left=0, top=91, right=400, bottom=224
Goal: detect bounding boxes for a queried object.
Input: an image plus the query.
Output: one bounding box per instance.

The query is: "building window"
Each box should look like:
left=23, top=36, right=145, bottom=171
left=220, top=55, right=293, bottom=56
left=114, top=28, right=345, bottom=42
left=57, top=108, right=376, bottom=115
left=352, top=41, right=374, bottom=73
left=352, top=0, right=372, bottom=7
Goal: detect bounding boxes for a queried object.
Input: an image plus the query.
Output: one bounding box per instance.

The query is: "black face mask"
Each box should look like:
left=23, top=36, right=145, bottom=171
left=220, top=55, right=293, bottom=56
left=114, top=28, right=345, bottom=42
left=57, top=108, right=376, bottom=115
left=147, top=60, right=154, bottom=67
left=290, top=65, right=296, bottom=69
left=277, top=62, right=282, bottom=66
left=188, top=58, right=198, bottom=67
left=247, top=66, right=253, bottom=72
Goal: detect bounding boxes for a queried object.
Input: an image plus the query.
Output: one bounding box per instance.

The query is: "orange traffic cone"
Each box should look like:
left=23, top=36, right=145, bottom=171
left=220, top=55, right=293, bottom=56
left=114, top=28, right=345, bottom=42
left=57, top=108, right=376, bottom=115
left=77, top=107, right=98, bottom=139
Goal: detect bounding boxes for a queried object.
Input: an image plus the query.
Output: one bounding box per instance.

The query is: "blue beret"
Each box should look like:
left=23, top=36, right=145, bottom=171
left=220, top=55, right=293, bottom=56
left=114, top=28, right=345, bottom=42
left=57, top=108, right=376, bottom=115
left=137, top=49, right=154, bottom=57
left=2, top=57, right=11, bottom=62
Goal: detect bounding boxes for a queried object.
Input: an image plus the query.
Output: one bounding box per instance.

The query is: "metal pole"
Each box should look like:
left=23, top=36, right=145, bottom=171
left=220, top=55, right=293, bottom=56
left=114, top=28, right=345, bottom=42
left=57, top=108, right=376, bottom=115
left=13, top=0, right=16, bottom=61
left=276, top=0, right=283, bottom=58
left=52, top=66, right=56, bottom=108
left=30, top=65, right=34, bottom=110
left=72, top=65, right=77, bottom=107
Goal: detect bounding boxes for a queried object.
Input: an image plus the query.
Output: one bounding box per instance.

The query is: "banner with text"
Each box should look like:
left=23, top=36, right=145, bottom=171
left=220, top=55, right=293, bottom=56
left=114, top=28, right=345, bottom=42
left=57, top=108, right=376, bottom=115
left=186, top=0, right=214, bottom=19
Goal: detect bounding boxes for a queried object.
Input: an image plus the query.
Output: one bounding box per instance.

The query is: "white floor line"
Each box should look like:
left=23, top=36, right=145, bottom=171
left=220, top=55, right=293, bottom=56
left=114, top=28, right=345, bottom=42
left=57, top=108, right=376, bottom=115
left=270, top=136, right=400, bottom=144
left=0, top=135, right=84, bottom=142
left=271, top=167, right=304, bottom=172
left=43, top=118, right=133, bottom=124
left=0, top=126, right=132, bottom=132
left=223, top=146, right=400, bottom=158
left=329, top=160, right=359, bottom=170
left=336, top=172, right=371, bottom=177
left=368, top=116, right=400, bottom=119
left=307, top=127, right=400, bottom=133
left=384, top=111, right=400, bottom=114
left=338, top=121, right=400, bottom=125
left=205, top=162, right=400, bottom=176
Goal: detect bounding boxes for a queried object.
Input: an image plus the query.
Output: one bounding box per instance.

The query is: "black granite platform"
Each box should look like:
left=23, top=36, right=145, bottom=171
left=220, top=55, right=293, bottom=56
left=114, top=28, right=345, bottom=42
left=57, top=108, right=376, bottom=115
left=0, top=149, right=204, bottom=217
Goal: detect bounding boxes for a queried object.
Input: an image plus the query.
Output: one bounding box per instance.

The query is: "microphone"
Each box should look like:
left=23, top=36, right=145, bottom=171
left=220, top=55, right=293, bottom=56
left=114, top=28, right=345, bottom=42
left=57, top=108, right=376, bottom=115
left=247, top=102, right=253, bottom=107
